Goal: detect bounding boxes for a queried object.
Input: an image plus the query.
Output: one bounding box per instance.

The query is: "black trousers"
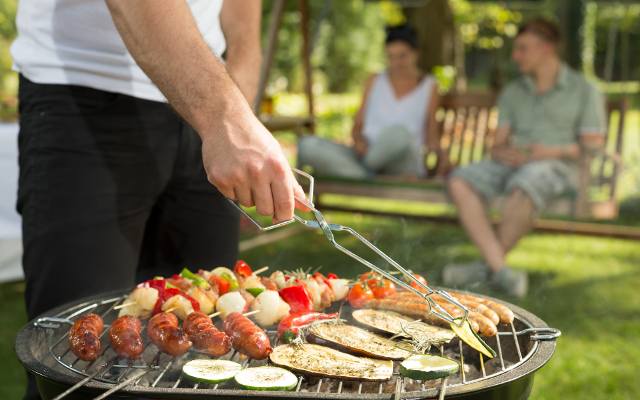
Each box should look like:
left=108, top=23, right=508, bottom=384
left=17, top=76, right=239, bottom=400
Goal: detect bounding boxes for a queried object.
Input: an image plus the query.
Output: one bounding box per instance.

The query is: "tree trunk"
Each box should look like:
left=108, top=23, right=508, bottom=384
left=555, top=0, right=585, bottom=70
left=402, top=0, right=457, bottom=74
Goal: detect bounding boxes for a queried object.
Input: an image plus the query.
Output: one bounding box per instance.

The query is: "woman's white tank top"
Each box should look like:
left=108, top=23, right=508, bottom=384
left=362, top=72, right=434, bottom=148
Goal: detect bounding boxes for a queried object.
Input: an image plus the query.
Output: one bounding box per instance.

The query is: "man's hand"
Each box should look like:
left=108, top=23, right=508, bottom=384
left=202, top=111, right=306, bottom=222
left=491, top=146, right=528, bottom=167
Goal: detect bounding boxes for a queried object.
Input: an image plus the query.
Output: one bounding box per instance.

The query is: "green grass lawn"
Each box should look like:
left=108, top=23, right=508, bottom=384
left=1, top=212, right=639, bottom=399
left=243, top=212, right=640, bottom=400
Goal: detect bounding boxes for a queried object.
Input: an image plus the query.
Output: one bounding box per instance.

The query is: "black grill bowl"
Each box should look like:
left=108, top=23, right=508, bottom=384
left=16, top=290, right=557, bottom=400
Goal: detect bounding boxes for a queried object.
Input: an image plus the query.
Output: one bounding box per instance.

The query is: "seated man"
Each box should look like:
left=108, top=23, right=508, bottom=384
left=298, top=25, right=445, bottom=179
left=443, top=18, right=606, bottom=297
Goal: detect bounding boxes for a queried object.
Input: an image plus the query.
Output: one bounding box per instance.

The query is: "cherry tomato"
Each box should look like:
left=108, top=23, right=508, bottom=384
left=370, top=279, right=396, bottom=299
left=408, top=273, right=429, bottom=293
left=347, top=282, right=375, bottom=308
left=357, top=272, right=379, bottom=289
left=358, top=271, right=377, bottom=282
left=234, top=260, right=253, bottom=278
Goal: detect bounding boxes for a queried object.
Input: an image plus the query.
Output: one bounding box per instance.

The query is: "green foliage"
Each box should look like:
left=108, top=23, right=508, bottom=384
left=263, top=0, right=387, bottom=94
left=0, top=0, right=17, bottom=120
left=313, top=0, right=386, bottom=93
left=450, top=0, right=522, bottom=50
left=591, top=3, right=640, bottom=83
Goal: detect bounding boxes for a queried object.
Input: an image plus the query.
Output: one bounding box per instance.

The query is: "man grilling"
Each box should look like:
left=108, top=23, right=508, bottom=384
left=11, top=1, right=304, bottom=399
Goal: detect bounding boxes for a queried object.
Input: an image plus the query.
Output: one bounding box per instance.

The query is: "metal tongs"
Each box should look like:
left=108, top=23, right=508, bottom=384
left=229, top=169, right=469, bottom=327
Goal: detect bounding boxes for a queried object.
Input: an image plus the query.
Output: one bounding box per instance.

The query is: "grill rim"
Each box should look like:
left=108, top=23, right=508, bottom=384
left=16, top=289, right=556, bottom=399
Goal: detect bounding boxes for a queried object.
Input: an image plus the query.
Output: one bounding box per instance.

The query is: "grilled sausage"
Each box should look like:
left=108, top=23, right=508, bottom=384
left=430, top=296, right=497, bottom=337
left=467, top=312, right=498, bottom=337
left=223, top=312, right=271, bottom=359
left=429, top=293, right=500, bottom=327
left=109, top=316, right=144, bottom=359
left=69, top=313, right=104, bottom=361
left=147, top=312, right=192, bottom=356
left=450, top=292, right=514, bottom=324
left=457, top=299, right=500, bottom=325
left=184, top=312, right=231, bottom=357
left=390, top=292, right=468, bottom=320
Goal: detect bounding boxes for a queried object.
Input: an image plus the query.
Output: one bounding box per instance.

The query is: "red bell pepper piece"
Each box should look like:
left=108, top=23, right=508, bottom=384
left=278, top=285, right=313, bottom=313
left=326, top=273, right=338, bottom=279
left=209, top=274, right=231, bottom=295
left=277, top=312, right=338, bottom=343
left=144, top=278, right=201, bottom=315
left=234, top=260, right=253, bottom=278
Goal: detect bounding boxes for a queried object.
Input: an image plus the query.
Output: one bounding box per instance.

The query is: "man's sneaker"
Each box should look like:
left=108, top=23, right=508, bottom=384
left=441, top=261, right=491, bottom=289
left=490, top=267, right=528, bottom=298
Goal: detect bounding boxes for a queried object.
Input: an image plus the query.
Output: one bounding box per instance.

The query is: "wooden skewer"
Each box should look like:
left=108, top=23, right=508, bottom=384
left=113, top=301, right=136, bottom=310
left=242, top=309, right=260, bottom=318
left=253, top=266, right=269, bottom=276
left=208, top=309, right=260, bottom=319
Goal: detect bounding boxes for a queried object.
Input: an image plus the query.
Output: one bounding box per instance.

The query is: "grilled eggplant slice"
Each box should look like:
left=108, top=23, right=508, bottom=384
left=352, top=309, right=455, bottom=346
left=269, top=344, right=393, bottom=381
left=307, top=322, right=413, bottom=360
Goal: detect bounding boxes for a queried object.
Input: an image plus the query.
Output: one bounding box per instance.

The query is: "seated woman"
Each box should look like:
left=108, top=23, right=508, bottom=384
left=298, top=25, right=444, bottom=179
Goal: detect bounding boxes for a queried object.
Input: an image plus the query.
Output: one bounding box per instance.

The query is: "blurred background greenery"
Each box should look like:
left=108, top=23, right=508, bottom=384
left=0, top=0, right=17, bottom=120
left=0, top=0, right=638, bottom=119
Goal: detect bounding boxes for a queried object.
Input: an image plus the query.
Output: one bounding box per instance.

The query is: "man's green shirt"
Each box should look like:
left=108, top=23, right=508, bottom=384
left=497, top=64, right=606, bottom=147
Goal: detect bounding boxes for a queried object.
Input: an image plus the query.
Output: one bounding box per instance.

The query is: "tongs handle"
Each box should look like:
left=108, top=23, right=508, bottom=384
left=228, top=168, right=315, bottom=231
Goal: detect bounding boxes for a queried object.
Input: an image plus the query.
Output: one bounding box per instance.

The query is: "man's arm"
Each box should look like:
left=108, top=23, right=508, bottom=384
left=221, top=0, right=262, bottom=105
left=106, top=0, right=304, bottom=221
left=580, top=133, right=605, bottom=153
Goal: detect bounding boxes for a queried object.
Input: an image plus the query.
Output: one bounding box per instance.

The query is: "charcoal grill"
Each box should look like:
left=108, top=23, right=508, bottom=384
left=16, top=289, right=558, bottom=400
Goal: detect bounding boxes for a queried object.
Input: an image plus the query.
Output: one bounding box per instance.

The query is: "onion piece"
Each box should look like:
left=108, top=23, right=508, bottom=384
left=251, top=290, right=291, bottom=327
left=216, top=292, right=247, bottom=319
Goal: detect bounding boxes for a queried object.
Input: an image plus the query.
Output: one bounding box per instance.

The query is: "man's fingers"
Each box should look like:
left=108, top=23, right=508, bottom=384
left=293, top=182, right=311, bottom=211
left=212, top=181, right=236, bottom=201
left=252, top=181, right=275, bottom=217
left=270, top=175, right=294, bottom=223
left=235, top=184, right=254, bottom=208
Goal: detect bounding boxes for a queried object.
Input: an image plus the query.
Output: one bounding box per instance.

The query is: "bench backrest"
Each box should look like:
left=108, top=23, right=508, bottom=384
left=435, top=92, right=498, bottom=172
left=434, top=92, right=627, bottom=202
left=595, top=98, right=627, bottom=200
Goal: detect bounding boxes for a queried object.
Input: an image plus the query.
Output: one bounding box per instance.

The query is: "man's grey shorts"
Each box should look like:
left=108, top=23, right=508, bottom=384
left=450, top=159, right=578, bottom=210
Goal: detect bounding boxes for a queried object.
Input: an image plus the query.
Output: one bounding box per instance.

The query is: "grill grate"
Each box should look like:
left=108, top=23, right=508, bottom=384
left=32, top=292, right=555, bottom=399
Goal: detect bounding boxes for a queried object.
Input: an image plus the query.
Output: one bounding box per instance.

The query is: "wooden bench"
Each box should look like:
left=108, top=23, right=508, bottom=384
left=309, top=92, right=628, bottom=222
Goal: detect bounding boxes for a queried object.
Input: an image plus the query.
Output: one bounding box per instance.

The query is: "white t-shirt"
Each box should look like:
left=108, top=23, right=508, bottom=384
left=11, top=0, right=226, bottom=103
